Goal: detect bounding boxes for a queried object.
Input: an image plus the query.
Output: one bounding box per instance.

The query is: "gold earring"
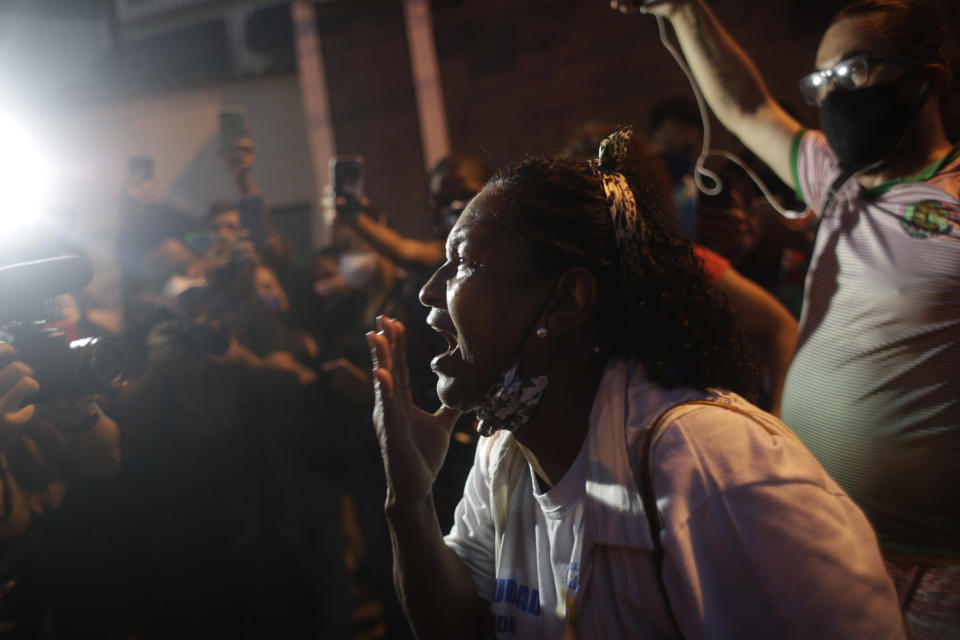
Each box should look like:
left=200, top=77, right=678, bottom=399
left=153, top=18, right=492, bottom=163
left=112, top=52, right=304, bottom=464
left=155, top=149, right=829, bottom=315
left=536, top=327, right=548, bottom=338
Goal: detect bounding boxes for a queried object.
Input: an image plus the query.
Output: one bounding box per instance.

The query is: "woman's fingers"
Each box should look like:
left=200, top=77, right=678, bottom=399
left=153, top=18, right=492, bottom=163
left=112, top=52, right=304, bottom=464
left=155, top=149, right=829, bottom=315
left=372, top=366, right=394, bottom=401
left=367, top=332, right=394, bottom=398
left=378, top=316, right=410, bottom=395
left=367, top=329, right=382, bottom=371
left=388, top=318, right=413, bottom=399
left=377, top=318, right=395, bottom=374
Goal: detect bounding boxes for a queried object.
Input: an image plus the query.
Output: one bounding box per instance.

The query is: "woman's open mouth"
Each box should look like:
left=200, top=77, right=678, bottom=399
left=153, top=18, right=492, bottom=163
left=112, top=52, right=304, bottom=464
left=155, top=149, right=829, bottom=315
left=429, top=325, right=460, bottom=372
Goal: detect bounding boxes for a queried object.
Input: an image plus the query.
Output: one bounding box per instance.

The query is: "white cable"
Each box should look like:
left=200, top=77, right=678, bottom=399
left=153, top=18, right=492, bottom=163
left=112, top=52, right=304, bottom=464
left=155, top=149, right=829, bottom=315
left=654, top=16, right=809, bottom=219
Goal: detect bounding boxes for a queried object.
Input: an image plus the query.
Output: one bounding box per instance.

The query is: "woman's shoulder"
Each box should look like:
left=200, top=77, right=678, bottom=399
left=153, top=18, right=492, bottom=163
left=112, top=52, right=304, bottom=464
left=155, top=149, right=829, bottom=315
left=639, top=394, right=845, bottom=522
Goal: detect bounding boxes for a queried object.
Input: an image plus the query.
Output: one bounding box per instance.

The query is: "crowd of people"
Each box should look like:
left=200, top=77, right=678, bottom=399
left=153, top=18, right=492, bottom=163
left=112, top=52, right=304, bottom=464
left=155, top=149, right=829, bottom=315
left=0, top=129, right=480, bottom=636
left=0, top=0, right=955, bottom=638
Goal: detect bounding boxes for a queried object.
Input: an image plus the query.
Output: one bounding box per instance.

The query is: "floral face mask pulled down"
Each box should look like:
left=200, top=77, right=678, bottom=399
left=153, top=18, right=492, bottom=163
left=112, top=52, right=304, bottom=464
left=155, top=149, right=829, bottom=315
left=475, top=361, right=550, bottom=437
left=474, top=282, right=558, bottom=438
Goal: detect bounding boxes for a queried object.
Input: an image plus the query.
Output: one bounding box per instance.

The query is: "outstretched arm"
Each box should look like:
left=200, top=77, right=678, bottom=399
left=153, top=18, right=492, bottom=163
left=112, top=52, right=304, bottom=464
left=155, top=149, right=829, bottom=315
left=368, top=316, right=489, bottom=638
left=342, top=210, right=445, bottom=270
left=224, top=135, right=289, bottom=261
left=619, top=0, right=803, bottom=185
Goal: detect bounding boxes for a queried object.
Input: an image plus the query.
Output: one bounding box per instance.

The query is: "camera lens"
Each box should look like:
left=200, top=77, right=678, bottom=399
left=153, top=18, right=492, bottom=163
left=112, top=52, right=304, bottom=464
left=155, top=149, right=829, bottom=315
left=69, top=336, right=128, bottom=391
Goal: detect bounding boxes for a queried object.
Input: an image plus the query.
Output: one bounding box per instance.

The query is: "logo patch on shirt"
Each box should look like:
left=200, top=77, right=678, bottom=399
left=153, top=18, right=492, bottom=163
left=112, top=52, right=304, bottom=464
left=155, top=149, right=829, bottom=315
left=900, top=200, right=959, bottom=238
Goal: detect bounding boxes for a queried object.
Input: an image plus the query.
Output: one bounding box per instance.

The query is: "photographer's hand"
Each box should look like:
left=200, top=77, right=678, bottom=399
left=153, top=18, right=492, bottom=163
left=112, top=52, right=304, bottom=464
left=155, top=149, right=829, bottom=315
left=27, top=397, right=121, bottom=479
left=0, top=343, right=39, bottom=452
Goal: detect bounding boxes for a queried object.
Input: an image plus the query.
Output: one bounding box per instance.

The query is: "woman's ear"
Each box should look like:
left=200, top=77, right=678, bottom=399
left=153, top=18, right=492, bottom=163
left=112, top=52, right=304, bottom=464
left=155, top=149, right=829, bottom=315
left=543, top=267, right=598, bottom=335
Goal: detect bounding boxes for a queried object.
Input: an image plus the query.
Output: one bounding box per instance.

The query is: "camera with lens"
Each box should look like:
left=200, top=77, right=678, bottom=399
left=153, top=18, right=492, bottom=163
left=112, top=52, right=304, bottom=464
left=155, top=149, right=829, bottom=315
left=0, top=324, right=126, bottom=401
left=0, top=256, right=128, bottom=401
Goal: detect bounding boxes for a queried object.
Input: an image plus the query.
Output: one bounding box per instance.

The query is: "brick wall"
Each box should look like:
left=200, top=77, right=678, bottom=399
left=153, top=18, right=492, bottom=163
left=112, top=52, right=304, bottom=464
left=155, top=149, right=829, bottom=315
left=323, top=0, right=958, bottom=235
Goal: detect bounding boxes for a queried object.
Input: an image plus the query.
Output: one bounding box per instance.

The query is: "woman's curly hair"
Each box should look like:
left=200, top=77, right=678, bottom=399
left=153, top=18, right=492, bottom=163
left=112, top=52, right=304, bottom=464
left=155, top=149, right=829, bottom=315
left=487, top=145, right=758, bottom=399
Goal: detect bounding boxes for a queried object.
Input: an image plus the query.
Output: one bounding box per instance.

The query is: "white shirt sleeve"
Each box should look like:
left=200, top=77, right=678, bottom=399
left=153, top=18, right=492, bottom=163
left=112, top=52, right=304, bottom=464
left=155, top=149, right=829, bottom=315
left=795, top=129, right=843, bottom=217
left=651, top=408, right=905, bottom=640
left=444, top=434, right=499, bottom=601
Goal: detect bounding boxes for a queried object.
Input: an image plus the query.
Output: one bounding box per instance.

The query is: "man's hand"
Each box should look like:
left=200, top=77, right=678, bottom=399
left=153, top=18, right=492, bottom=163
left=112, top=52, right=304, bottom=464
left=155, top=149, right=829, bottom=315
left=614, top=0, right=802, bottom=185
left=611, top=0, right=683, bottom=17
left=124, top=176, right=161, bottom=206
left=223, top=135, right=257, bottom=193
left=333, top=195, right=371, bottom=224
left=0, top=343, right=39, bottom=452
left=367, top=316, right=460, bottom=507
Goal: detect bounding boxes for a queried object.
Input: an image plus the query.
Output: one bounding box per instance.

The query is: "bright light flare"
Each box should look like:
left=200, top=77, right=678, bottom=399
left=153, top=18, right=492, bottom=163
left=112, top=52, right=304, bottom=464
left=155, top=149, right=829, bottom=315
left=0, top=112, right=53, bottom=229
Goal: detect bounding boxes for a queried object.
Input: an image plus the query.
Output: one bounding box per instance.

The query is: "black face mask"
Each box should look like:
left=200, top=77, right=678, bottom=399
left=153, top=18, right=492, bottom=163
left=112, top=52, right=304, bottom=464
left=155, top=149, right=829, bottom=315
left=819, top=74, right=923, bottom=171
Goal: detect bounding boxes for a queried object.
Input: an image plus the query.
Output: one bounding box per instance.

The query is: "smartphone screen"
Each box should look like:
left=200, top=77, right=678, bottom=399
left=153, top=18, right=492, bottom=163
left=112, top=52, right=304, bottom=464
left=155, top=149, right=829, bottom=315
left=219, top=107, right=247, bottom=155
left=237, top=195, right=268, bottom=252
left=330, top=156, right=365, bottom=219
left=331, top=156, right=364, bottom=199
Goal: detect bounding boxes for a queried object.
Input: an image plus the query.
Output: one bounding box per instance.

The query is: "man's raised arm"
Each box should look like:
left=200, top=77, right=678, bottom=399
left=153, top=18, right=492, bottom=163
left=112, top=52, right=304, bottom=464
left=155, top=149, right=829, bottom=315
left=622, top=0, right=803, bottom=185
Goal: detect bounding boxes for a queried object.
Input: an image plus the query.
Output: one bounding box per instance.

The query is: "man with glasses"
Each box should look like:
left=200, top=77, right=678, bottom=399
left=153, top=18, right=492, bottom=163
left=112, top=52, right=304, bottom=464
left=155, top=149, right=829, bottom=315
left=615, top=0, right=959, bottom=636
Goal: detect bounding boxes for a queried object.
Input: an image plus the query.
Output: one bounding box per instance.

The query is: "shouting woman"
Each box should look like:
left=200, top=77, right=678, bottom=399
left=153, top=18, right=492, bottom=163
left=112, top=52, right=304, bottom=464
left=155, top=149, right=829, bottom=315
left=366, top=129, right=903, bottom=639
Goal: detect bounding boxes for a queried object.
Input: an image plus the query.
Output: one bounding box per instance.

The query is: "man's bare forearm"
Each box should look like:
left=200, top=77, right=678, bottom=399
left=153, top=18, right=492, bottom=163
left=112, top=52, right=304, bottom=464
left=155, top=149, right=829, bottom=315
left=669, top=1, right=769, bottom=128
left=662, top=1, right=800, bottom=183
left=387, top=495, right=488, bottom=639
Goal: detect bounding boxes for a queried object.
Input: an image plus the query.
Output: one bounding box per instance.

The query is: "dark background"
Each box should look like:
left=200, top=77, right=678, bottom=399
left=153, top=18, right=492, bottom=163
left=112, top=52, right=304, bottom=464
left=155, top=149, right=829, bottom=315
left=3, top=0, right=958, bottom=238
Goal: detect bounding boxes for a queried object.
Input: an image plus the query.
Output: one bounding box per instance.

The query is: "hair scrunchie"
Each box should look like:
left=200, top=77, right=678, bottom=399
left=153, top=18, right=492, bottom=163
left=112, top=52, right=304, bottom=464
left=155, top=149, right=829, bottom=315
left=596, top=127, right=643, bottom=276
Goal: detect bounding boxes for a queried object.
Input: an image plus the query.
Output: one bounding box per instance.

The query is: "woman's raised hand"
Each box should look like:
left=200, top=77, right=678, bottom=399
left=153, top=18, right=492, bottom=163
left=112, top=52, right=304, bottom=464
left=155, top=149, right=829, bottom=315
left=367, top=316, right=461, bottom=507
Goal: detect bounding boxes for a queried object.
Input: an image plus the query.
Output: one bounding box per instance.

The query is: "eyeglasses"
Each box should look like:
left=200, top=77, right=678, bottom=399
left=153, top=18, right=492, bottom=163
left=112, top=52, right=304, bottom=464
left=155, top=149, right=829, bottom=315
left=798, top=53, right=919, bottom=106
